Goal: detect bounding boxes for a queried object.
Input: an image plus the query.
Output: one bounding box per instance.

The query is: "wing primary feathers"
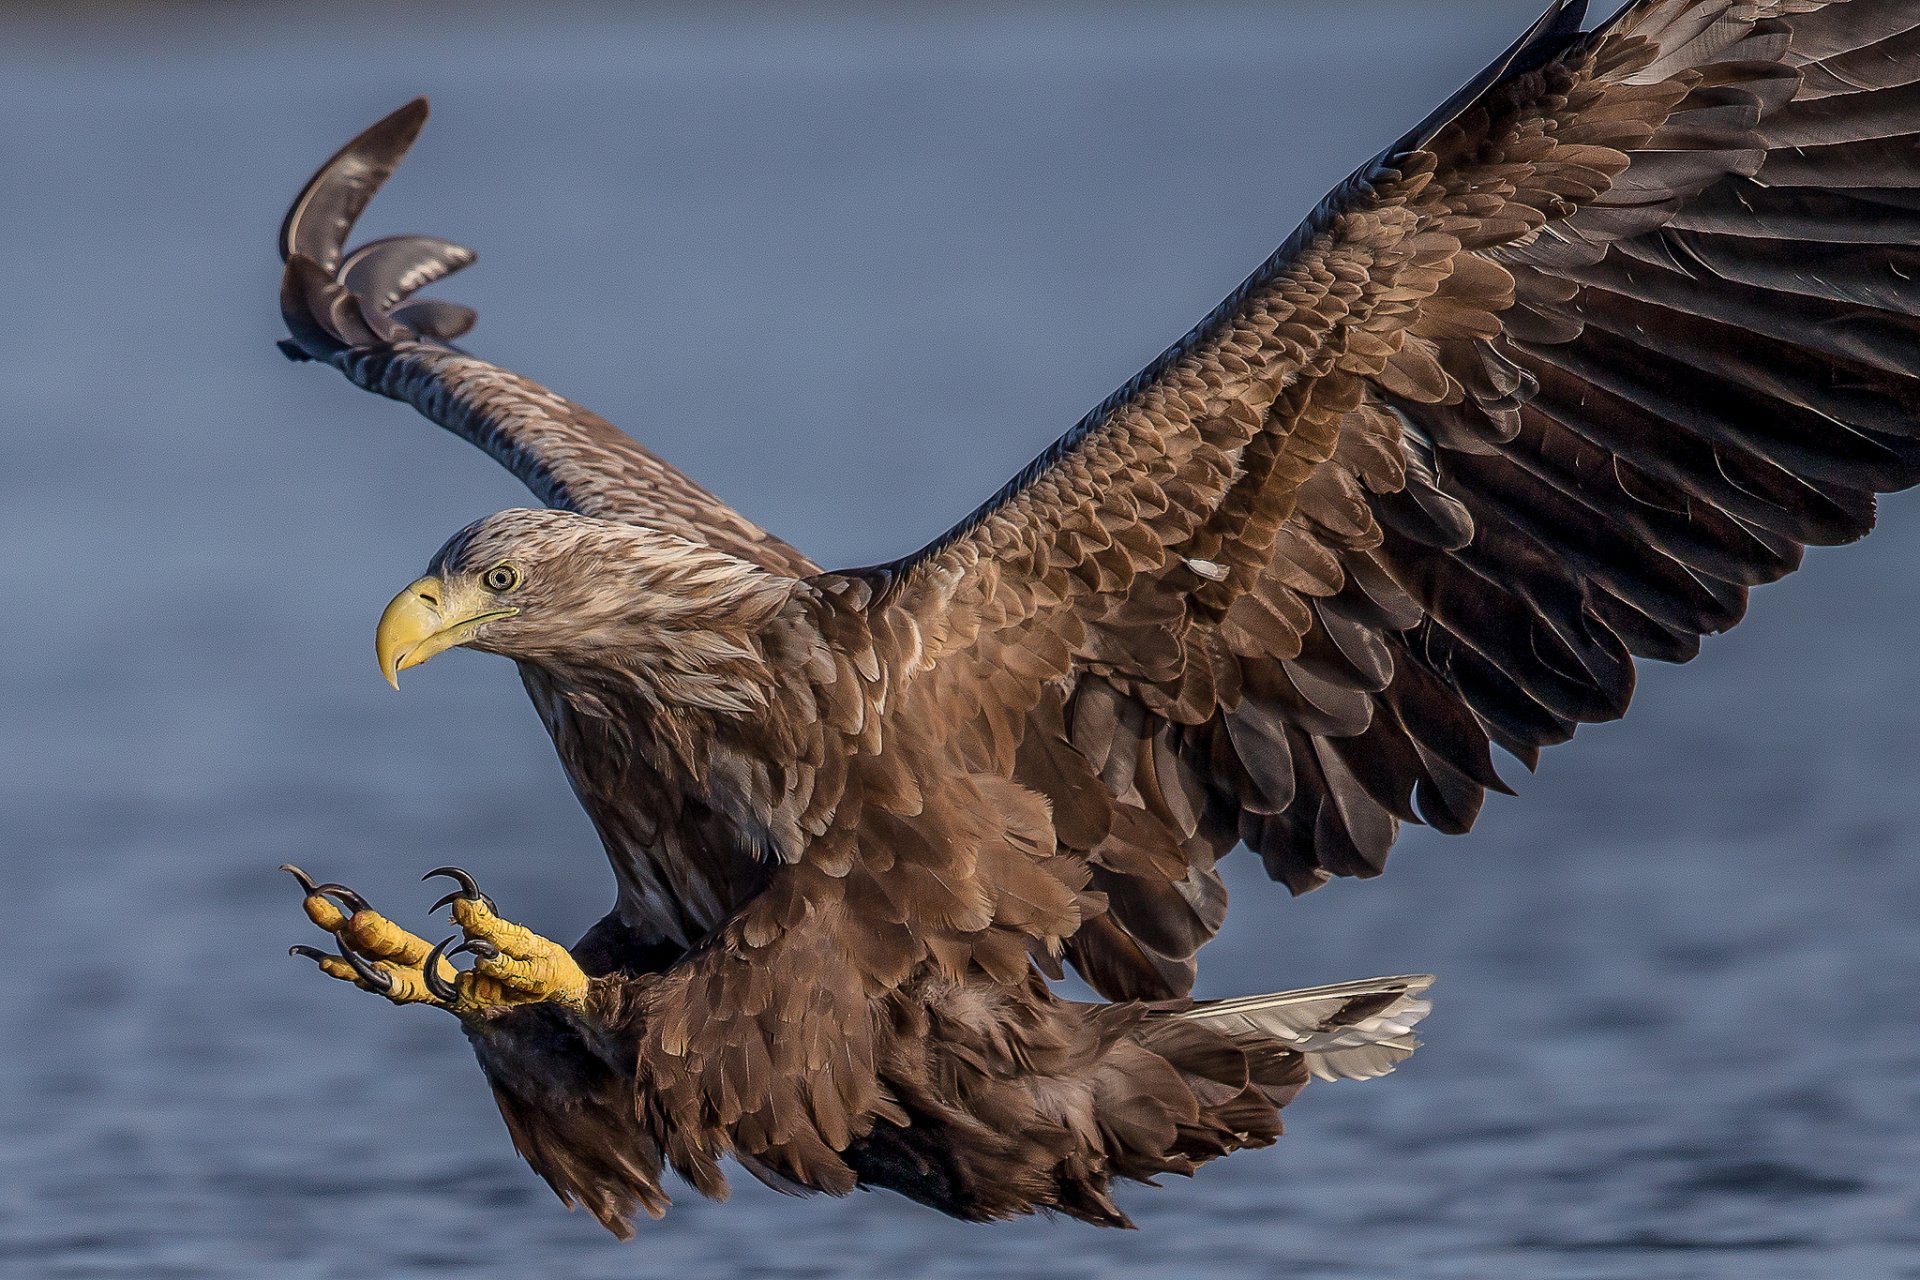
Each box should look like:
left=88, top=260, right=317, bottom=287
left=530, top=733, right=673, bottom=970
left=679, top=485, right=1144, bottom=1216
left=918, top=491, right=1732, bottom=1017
left=340, top=234, right=478, bottom=315
left=277, top=99, right=815, bottom=573
left=277, top=100, right=481, bottom=364
left=389, top=297, right=479, bottom=343
left=1391, top=0, right=1590, bottom=155
left=278, top=97, right=429, bottom=271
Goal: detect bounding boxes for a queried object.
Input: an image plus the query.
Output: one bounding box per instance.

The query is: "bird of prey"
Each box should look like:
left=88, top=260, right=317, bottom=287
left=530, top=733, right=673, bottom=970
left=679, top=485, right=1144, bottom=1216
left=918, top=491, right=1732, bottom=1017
left=280, top=0, right=1920, bottom=1236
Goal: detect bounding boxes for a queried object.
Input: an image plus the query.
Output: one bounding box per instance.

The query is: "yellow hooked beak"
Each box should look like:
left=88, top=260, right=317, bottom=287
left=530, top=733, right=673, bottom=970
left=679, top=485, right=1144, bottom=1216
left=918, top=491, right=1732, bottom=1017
left=375, top=575, right=518, bottom=689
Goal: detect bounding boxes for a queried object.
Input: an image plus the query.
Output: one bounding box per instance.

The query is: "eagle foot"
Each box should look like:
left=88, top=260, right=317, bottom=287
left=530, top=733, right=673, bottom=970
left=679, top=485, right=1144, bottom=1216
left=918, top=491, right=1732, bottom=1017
left=282, top=863, right=454, bottom=1006
left=283, top=863, right=586, bottom=1017
left=421, top=867, right=591, bottom=1015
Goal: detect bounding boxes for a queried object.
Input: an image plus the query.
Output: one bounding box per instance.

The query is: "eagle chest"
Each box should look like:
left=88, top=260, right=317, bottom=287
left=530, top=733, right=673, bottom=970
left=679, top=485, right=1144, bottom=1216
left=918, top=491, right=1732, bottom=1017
left=520, top=665, right=774, bottom=950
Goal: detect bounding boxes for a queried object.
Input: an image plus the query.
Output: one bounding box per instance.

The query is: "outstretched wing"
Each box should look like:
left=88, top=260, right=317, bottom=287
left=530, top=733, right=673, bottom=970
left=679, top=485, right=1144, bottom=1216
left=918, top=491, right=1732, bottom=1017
left=831, top=0, right=1920, bottom=999
left=278, top=98, right=815, bottom=578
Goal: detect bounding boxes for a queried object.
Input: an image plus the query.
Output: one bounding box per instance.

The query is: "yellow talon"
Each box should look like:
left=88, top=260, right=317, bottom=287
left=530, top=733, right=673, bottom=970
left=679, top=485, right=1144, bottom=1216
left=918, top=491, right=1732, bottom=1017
left=300, top=893, right=351, bottom=934
left=288, top=864, right=588, bottom=1017
left=340, top=909, right=439, bottom=969
left=286, top=863, right=588, bottom=1018
left=284, top=864, right=455, bottom=1008
left=444, top=893, right=589, bottom=1013
left=309, top=953, right=361, bottom=984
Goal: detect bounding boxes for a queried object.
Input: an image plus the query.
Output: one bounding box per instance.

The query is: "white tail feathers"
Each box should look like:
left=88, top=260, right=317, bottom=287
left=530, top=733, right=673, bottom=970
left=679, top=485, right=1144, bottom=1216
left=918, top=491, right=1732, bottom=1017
left=1177, top=974, right=1434, bottom=1083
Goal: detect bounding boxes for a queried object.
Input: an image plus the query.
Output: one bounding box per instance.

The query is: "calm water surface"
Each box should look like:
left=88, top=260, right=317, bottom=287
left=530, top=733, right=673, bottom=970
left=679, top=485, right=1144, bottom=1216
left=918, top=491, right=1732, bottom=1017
left=2, top=3, right=1917, bottom=1277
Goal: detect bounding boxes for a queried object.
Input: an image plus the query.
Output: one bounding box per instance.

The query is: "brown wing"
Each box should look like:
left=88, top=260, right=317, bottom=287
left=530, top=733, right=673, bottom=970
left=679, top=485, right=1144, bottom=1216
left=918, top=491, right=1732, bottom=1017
left=832, top=0, right=1920, bottom=999
left=277, top=98, right=815, bottom=578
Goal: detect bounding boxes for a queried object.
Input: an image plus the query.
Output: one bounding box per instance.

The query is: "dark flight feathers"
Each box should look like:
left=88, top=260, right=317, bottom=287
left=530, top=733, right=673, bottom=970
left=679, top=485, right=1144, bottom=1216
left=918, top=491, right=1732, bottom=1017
left=278, top=108, right=815, bottom=576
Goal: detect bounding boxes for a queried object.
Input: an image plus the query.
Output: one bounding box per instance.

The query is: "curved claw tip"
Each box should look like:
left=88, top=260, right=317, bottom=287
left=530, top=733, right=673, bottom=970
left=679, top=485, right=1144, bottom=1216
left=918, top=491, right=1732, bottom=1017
left=422, top=865, right=481, bottom=894
left=334, top=939, right=393, bottom=993
left=424, top=866, right=486, bottom=915
left=316, top=884, right=372, bottom=914
left=289, top=944, right=329, bottom=962
left=422, top=934, right=462, bottom=1003
left=283, top=865, right=370, bottom=914
left=459, top=937, right=501, bottom=961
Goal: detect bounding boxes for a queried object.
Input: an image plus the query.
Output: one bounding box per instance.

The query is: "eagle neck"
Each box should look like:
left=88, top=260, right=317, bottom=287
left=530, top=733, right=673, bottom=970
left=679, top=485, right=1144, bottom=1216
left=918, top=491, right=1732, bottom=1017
left=512, top=593, right=821, bottom=948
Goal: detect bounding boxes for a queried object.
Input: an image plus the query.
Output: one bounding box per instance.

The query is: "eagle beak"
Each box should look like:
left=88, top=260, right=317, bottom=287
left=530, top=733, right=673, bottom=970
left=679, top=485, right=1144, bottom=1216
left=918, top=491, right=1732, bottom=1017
left=375, top=575, right=516, bottom=689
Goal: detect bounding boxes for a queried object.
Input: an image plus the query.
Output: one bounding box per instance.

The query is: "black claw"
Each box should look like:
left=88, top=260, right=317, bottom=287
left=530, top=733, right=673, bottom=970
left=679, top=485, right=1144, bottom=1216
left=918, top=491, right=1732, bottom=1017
left=425, top=865, right=479, bottom=914
left=458, top=937, right=500, bottom=961
left=289, top=944, right=331, bottom=963
left=422, top=934, right=462, bottom=1003
left=424, top=866, right=495, bottom=915
left=281, top=864, right=372, bottom=914
left=334, top=939, right=393, bottom=993
left=316, top=884, right=372, bottom=914
left=423, top=865, right=480, bottom=896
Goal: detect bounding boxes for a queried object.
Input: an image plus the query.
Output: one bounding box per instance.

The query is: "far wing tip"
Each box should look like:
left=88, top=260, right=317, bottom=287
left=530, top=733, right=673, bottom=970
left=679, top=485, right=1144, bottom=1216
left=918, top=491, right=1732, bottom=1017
left=277, top=95, right=436, bottom=270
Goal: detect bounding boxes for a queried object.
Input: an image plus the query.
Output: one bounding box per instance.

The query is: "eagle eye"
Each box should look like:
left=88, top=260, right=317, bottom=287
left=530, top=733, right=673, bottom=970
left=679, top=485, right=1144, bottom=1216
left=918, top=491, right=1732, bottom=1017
left=484, top=563, right=523, bottom=593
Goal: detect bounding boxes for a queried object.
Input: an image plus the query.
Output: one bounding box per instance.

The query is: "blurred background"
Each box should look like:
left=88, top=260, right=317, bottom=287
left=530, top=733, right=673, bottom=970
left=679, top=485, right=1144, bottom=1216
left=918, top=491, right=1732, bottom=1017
left=3, top=2, right=1919, bottom=1277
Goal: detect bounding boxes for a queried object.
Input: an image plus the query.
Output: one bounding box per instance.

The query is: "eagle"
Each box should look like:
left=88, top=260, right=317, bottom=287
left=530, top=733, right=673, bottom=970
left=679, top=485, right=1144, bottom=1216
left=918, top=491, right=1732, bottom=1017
left=280, top=0, right=1920, bottom=1237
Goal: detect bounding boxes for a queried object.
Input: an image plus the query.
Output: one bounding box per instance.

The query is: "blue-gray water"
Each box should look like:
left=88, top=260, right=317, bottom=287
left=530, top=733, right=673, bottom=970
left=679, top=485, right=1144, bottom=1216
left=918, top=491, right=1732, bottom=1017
left=3, top=3, right=1918, bottom=1277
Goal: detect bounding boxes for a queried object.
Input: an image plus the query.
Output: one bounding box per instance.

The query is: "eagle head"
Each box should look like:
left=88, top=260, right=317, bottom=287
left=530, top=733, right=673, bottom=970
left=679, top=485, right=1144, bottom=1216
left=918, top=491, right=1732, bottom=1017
left=375, top=508, right=791, bottom=707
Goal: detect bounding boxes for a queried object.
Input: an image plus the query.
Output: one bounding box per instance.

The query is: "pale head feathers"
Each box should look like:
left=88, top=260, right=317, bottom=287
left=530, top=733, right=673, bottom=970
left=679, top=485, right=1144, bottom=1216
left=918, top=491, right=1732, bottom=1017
left=429, top=508, right=795, bottom=714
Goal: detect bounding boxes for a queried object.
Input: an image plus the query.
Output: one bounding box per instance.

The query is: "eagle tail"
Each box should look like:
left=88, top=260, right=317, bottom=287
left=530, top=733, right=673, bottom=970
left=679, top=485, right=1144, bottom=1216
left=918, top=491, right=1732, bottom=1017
left=1177, top=974, right=1434, bottom=1083
left=1056, top=972, right=1433, bottom=1221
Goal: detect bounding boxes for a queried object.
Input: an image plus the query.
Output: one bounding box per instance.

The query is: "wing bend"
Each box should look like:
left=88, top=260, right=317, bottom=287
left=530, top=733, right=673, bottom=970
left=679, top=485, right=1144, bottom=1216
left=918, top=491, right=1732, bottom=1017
left=278, top=98, right=814, bottom=577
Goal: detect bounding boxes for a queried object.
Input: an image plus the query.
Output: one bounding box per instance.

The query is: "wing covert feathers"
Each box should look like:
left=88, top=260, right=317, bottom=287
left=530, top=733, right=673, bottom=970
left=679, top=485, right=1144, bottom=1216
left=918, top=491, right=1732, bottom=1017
left=278, top=98, right=813, bottom=576
left=834, top=0, right=1920, bottom=999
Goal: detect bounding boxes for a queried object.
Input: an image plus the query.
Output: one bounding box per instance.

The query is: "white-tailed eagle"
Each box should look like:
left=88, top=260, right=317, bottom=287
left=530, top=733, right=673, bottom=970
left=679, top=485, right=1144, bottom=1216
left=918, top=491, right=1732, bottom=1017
left=280, top=0, right=1920, bottom=1236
